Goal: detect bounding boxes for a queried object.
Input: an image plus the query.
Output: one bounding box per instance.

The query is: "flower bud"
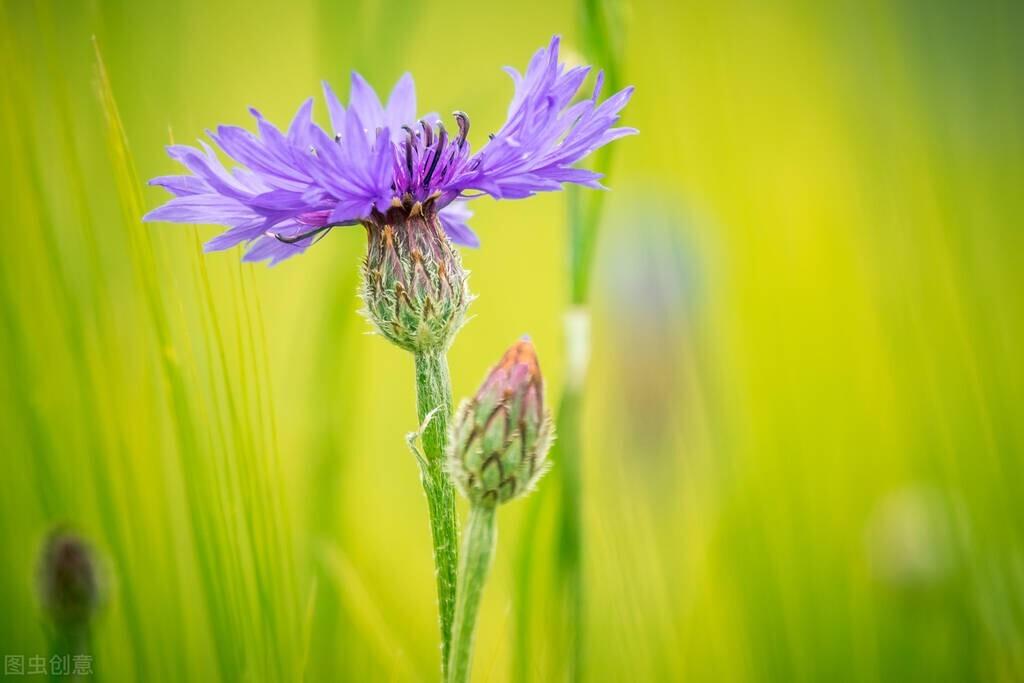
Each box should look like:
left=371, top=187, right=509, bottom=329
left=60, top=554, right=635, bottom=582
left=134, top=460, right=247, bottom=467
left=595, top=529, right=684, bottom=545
left=361, top=206, right=470, bottom=353
left=448, top=338, right=554, bottom=506
left=37, top=529, right=100, bottom=630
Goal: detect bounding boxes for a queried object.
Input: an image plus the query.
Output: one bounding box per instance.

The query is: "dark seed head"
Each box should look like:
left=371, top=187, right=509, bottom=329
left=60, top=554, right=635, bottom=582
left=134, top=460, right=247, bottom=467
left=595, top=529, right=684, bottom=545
left=37, top=529, right=100, bottom=630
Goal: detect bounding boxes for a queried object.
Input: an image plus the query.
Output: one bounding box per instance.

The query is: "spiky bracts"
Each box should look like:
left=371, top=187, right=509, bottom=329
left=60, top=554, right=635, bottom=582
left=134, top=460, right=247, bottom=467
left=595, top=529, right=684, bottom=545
left=361, top=204, right=471, bottom=353
left=448, top=338, right=553, bottom=506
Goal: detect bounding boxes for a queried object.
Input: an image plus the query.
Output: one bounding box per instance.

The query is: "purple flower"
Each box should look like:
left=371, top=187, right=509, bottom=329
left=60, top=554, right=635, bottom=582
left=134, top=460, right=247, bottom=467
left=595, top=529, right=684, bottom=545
left=144, top=36, right=636, bottom=265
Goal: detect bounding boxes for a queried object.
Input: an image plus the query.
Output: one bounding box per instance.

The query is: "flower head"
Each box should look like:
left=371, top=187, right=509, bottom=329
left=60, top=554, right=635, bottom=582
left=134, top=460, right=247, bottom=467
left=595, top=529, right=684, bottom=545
left=448, top=338, right=554, bottom=506
left=143, top=36, right=636, bottom=264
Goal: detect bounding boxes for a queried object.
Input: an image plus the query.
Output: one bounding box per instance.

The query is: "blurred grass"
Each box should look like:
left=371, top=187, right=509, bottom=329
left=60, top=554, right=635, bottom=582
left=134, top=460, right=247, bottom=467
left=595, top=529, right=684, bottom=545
left=2, top=0, right=1023, bottom=681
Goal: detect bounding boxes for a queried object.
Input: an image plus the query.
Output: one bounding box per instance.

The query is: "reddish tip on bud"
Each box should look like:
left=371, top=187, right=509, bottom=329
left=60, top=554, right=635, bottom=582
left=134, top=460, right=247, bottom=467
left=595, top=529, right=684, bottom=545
left=448, top=338, right=554, bottom=506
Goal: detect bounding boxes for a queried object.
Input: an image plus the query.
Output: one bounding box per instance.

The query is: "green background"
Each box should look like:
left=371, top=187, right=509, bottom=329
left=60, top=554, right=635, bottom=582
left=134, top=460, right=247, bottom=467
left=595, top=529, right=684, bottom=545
left=2, top=0, right=1022, bottom=680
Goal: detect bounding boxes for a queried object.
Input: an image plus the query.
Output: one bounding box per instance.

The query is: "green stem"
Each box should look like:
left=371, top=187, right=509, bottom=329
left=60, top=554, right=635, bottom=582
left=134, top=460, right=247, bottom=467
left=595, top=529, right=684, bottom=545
left=511, top=385, right=585, bottom=683
left=413, top=349, right=459, bottom=678
left=49, top=625, right=93, bottom=682
left=555, top=387, right=585, bottom=681
left=448, top=504, right=497, bottom=683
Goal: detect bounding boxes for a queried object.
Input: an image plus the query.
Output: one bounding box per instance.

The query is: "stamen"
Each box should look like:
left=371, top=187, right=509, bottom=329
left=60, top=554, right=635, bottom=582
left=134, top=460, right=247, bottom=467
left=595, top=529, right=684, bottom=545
left=271, top=224, right=333, bottom=244
left=270, top=218, right=360, bottom=245
left=310, top=227, right=334, bottom=245
left=420, top=120, right=434, bottom=148
left=453, top=111, right=470, bottom=148
left=400, top=126, right=417, bottom=191
left=422, top=123, right=448, bottom=189
left=437, top=144, right=461, bottom=184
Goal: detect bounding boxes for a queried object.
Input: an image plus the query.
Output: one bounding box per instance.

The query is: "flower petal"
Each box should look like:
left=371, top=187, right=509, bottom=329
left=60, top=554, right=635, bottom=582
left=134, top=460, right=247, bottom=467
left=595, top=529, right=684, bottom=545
left=348, top=72, right=385, bottom=132
left=322, top=80, right=346, bottom=135
left=447, top=35, right=636, bottom=201
left=438, top=201, right=479, bottom=247
left=384, top=73, right=417, bottom=133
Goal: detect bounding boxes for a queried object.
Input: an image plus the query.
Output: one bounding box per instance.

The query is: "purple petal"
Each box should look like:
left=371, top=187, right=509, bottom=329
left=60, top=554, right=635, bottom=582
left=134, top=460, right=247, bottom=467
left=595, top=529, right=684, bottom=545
left=287, top=98, right=317, bottom=150
left=348, top=72, right=385, bottom=132
left=329, top=197, right=375, bottom=224
left=149, top=175, right=212, bottom=196
left=446, top=35, right=636, bottom=201
left=203, top=217, right=270, bottom=250
left=144, top=194, right=258, bottom=224
left=322, top=80, right=346, bottom=135
left=438, top=201, right=479, bottom=247
left=243, top=234, right=312, bottom=265
left=384, top=73, right=416, bottom=132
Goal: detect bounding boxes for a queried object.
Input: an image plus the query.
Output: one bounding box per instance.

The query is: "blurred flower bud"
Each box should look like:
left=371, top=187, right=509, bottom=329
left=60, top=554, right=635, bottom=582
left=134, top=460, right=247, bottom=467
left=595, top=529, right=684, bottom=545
left=599, top=202, right=702, bottom=465
left=37, top=529, right=100, bottom=630
left=361, top=207, right=471, bottom=353
left=448, top=338, right=554, bottom=506
left=865, top=486, right=955, bottom=589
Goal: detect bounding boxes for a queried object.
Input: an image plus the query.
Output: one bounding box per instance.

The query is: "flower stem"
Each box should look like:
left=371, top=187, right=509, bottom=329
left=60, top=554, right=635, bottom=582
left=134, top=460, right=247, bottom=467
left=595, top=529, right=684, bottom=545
left=555, top=384, right=585, bottom=680
left=49, top=625, right=91, bottom=682
left=448, top=503, right=497, bottom=683
left=413, top=349, right=459, bottom=678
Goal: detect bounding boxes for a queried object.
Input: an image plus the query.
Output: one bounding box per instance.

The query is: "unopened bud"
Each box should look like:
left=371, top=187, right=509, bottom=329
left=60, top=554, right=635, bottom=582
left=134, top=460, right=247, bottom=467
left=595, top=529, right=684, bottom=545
left=448, top=338, right=554, bottom=506
left=361, top=207, right=470, bottom=353
left=37, top=529, right=100, bottom=630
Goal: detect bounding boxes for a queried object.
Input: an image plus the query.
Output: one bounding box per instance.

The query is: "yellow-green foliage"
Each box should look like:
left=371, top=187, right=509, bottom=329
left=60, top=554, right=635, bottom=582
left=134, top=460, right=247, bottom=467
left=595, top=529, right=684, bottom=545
left=1, top=0, right=1022, bottom=681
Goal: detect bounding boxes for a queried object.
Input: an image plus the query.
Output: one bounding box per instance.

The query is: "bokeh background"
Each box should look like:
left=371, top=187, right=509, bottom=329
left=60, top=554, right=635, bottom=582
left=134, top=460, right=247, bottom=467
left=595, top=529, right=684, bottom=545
left=2, top=0, right=1023, bottom=681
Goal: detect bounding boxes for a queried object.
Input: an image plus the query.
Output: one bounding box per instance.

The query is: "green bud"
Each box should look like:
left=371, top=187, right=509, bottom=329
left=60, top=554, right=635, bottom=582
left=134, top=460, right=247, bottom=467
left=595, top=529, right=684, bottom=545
left=448, top=338, right=554, bottom=506
left=37, top=529, right=100, bottom=631
left=361, top=206, right=471, bottom=353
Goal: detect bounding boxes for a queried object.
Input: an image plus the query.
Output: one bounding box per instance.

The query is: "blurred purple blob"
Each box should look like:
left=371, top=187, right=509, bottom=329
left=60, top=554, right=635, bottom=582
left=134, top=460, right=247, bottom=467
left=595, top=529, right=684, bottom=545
left=598, top=204, right=705, bottom=463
